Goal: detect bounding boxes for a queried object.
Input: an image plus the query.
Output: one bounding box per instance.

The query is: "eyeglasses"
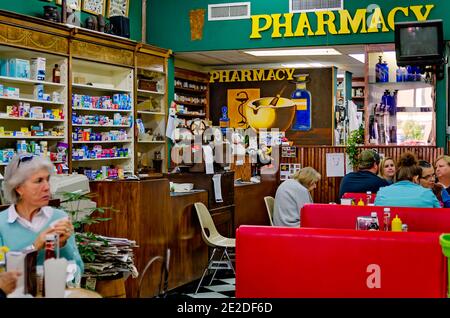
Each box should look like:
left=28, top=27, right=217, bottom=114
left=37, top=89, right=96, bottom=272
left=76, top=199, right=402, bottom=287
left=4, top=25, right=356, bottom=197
left=17, top=154, right=35, bottom=168
left=421, top=174, right=436, bottom=181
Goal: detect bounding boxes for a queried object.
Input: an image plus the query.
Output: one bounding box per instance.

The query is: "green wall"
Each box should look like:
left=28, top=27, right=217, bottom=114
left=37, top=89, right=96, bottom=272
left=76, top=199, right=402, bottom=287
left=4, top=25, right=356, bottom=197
left=149, top=0, right=450, bottom=150
left=148, top=0, right=450, bottom=52
left=0, top=0, right=142, bottom=42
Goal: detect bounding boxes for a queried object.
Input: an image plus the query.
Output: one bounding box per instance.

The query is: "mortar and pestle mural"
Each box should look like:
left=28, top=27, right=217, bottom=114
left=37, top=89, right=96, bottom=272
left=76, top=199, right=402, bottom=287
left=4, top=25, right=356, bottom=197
left=244, top=74, right=311, bottom=132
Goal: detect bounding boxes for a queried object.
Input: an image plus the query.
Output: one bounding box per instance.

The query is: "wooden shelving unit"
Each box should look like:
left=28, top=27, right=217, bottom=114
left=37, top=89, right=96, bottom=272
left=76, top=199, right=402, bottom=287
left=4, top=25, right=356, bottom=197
left=135, top=46, right=169, bottom=174
left=0, top=45, right=68, bottom=169
left=174, top=67, right=209, bottom=119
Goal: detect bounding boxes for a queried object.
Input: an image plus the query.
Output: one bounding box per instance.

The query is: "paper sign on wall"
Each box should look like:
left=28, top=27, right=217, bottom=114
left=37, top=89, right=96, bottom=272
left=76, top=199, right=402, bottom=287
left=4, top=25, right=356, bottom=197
left=326, top=153, right=345, bottom=177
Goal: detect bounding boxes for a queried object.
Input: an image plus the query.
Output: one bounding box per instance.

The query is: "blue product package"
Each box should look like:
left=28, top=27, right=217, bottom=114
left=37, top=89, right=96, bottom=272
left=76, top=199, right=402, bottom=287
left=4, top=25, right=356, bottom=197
left=8, top=59, right=30, bottom=79
left=113, top=94, right=120, bottom=106
left=0, top=58, right=8, bottom=76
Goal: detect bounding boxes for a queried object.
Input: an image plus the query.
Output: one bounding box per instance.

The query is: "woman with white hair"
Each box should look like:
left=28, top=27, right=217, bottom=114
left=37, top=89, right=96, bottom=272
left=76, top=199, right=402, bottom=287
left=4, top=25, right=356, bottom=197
left=0, top=153, right=83, bottom=275
left=273, top=167, right=321, bottom=227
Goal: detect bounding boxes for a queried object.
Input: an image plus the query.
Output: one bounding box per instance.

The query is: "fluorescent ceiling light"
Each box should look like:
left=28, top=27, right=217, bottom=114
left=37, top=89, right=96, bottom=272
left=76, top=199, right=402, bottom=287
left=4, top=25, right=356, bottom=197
left=244, top=48, right=341, bottom=56
left=349, top=53, right=365, bottom=63
left=337, top=74, right=345, bottom=78
left=281, top=63, right=324, bottom=68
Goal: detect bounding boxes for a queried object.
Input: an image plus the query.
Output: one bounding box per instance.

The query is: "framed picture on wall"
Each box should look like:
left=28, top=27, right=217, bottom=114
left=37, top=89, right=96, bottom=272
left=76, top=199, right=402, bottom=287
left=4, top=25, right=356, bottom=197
left=55, top=0, right=81, bottom=10
left=82, top=0, right=106, bottom=15
left=107, top=0, right=130, bottom=18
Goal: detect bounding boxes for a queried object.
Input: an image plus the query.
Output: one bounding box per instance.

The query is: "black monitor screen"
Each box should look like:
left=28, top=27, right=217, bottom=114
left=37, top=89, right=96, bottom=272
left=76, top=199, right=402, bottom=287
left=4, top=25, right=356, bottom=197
left=399, top=26, right=439, bottom=57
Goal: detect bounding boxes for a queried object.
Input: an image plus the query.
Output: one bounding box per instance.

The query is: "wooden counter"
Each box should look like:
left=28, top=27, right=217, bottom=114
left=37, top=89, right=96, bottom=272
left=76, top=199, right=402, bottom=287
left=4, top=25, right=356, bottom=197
left=169, top=190, right=208, bottom=291
left=88, top=179, right=209, bottom=297
left=87, top=173, right=278, bottom=297
left=88, top=179, right=170, bottom=298
left=234, top=175, right=278, bottom=229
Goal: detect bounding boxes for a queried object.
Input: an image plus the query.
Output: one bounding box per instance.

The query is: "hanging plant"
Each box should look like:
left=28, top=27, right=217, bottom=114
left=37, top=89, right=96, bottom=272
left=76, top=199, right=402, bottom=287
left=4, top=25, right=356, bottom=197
left=346, top=125, right=365, bottom=168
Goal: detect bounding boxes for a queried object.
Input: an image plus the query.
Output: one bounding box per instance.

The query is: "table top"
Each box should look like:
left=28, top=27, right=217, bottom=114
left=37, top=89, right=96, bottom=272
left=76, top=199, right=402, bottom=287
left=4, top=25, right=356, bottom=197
left=65, top=288, right=102, bottom=298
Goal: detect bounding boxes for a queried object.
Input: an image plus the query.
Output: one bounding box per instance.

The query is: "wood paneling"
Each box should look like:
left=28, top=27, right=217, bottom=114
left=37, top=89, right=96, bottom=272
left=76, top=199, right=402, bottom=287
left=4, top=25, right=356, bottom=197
left=281, top=146, right=444, bottom=203
left=234, top=177, right=278, bottom=228
left=0, top=23, right=68, bottom=55
left=70, top=40, right=134, bottom=67
left=88, top=179, right=170, bottom=298
left=169, top=191, right=208, bottom=290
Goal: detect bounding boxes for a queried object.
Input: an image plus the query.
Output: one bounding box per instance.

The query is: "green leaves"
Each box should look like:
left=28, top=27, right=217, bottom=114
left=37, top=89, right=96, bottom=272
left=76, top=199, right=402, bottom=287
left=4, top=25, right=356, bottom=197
left=346, top=125, right=365, bottom=168
left=58, top=191, right=116, bottom=263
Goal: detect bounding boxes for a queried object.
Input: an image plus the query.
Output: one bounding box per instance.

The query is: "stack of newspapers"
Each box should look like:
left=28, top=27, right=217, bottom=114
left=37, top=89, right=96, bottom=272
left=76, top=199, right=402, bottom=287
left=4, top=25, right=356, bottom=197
left=76, top=233, right=139, bottom=278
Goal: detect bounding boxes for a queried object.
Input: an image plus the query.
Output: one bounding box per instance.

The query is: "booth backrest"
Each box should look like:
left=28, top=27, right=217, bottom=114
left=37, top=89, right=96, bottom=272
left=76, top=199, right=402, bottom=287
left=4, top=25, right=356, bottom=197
left=341, top=192, right=377, bottom=204
left=301, top=204, right=450, bottom=233
left=236, top=226, right=447, bottom=298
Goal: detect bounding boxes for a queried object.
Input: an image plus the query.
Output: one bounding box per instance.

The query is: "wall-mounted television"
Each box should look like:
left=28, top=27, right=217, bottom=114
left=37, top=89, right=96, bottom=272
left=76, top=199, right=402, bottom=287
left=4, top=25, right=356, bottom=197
left=395, top=20, right=444, bottom=66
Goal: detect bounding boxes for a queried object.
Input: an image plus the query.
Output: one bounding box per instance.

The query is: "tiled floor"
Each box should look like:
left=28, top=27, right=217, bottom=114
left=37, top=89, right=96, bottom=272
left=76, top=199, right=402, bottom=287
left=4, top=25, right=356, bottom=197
left=165, top=271, right=235, bottom=299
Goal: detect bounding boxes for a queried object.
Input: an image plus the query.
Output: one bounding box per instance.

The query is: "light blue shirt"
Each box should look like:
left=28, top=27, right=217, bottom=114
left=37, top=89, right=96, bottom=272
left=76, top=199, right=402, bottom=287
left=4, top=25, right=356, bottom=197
left=374, top=180, right=441, bottom=208
left=0, top=206, right=84, bottom=274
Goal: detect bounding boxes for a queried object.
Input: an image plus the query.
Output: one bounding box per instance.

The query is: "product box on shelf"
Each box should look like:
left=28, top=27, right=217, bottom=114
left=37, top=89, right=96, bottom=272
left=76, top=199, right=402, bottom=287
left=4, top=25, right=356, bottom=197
left=138, top=79, right=157, bottom=91
left=30, top=57, right=46, bottom=81
left=33, top=84, right=44, bottom=100
left=7, top=59, right=30, bottom=79
left=4, top=87, right=20, bottom=98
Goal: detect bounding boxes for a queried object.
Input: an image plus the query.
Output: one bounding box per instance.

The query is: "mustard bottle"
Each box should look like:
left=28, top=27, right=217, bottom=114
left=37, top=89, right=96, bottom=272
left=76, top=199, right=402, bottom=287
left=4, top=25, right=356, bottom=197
left=357, top=198, right=365, bottom=206
left=391, top=214, right=403, bottom=232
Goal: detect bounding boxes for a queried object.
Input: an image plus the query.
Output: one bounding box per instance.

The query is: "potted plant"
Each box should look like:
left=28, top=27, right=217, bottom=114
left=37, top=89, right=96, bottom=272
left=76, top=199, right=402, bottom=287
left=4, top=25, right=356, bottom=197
left=59, top=191, right=113, bottom=262
left=345, top=125, right=365, bottom=169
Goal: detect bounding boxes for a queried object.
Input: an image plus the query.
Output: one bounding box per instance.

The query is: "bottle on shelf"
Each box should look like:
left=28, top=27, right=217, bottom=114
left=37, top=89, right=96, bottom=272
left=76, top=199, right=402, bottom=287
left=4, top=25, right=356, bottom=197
left=357, top=198, right=365, bottom=206
left=375, top=56, right=383, bottom=83
left=52, top=64, right=61, bottom=83
left=383, top=207, right=391, bottom=231
left=382, top=60, right=389, bottom=82
left=402, top=224, right=408, bottom=232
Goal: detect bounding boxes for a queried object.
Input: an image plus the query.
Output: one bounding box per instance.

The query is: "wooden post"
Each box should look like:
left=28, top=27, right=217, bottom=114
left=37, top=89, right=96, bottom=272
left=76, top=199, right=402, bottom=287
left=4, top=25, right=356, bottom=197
left=142, top=0, right=147, bottom=43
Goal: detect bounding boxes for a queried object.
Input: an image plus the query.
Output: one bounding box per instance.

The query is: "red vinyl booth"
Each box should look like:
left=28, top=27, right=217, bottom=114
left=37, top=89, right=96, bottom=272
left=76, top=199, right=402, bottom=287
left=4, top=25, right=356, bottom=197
left=301, top=204, right=450, bottom=233
left=236, top=226, right=447, bottom=298
left=341, top=192, right=377, bottom=204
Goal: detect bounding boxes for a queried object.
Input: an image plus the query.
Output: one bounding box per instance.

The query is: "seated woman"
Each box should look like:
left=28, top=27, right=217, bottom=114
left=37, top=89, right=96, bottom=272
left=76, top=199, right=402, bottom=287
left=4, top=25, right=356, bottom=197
left=0, top=154, right=84, bottom=275
left=378, top=157, right=396, bottom=184
left=273, top=167, right=321, bottom=227
left=375, top=153, right=440, bottom=208
left=419, top=160, right=444, bottom=202
left=435, top=155, right=450, bottom=188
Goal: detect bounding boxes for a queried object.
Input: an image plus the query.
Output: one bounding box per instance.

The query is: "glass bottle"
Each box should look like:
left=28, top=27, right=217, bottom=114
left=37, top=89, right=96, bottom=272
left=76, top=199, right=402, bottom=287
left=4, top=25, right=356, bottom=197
left=45, top=234, right=56, bottom=260
left=52, top=64, right=61, bottom=83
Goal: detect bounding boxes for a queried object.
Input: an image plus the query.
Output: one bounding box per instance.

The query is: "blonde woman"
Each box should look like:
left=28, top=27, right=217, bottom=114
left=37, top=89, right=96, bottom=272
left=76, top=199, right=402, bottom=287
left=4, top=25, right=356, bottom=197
left=378, top=157, right=396, bottom=184
left=273, top=167, right=321, bottom=227
left=435, top=155, right=450, bottom=188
